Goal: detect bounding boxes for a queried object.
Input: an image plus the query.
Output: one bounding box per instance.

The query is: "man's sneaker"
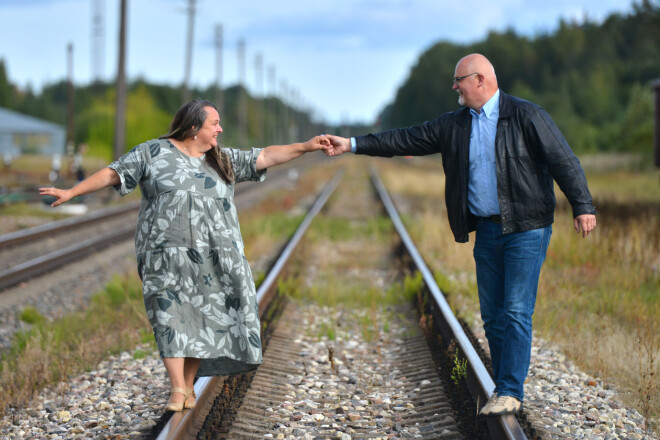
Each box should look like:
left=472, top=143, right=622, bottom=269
left=483, top=395, right=522, bottom=416
left=479, top=392, right=498, bottom=416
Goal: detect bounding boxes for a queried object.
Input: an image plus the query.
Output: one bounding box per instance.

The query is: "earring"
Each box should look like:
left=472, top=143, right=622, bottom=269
left=194, top=135, right=197, bottom=140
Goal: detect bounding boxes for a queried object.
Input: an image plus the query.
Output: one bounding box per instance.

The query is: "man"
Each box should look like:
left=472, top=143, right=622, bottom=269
left=323, top=53, right=597, bottom=416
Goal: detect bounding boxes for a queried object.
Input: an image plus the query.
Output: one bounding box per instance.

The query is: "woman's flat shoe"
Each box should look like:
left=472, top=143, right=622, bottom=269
left=184, top=387, right=196, bottom=409
left=164, top=387, right=188, bottom=412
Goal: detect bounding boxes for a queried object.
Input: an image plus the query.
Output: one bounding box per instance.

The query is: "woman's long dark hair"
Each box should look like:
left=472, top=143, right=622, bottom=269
left=159, top=99, right=234, bottom=184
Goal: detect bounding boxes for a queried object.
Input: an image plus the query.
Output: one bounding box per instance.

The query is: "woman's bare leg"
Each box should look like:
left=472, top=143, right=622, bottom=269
left=183, top=357, right=201, bottom=390
left=162, top=357, right=186, bottom=403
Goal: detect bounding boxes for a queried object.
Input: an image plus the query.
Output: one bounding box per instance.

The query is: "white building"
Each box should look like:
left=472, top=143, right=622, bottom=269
left=0, top=107, right=66, bottom=158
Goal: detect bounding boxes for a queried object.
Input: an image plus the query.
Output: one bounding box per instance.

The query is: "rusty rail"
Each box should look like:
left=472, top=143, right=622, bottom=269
left=154, top=169, right=345, bottom=440
left=369, top=166, right=527, bottom=440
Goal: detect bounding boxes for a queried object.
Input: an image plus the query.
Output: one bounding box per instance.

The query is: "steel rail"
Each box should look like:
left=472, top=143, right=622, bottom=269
left=0, top=180, right=266, bottom=251
left=369, top=166, right=527, bottom=440
left=0, top=223, right=137, bottom=291
left=0, top=157, right=314, bottom=250
left=0, top=164, right=308, bottom=290
left=0, top=200, right=140, bottom=249
left=154, top=169, right=344, bottom=440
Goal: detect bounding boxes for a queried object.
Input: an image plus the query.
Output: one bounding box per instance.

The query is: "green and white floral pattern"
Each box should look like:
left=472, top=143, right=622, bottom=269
left=109, top=139, right=265, bottom=376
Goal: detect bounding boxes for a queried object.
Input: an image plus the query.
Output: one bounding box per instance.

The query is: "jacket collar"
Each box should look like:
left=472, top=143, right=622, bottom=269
left=455, top=106, right=472, bottom=127
left=497, top=90, right=514, bottom=118
left=456, top=89, right=511, bottom=125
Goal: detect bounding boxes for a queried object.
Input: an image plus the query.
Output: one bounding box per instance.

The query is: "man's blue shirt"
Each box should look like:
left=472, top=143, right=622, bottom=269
left=468, top=89, right=500, bottom=217
left=351, top=89, right=501, bottom=217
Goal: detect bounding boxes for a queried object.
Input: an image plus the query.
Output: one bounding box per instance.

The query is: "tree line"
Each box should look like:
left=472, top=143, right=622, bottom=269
left=0, top=65, right=328, bottom=161
left=0, top=0, right=658, bottom=159
left=379, top=0, right=659, bottom=156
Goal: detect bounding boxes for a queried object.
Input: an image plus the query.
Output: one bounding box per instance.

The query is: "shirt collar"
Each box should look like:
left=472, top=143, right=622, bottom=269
left=481, top=89, right=500, bottom=118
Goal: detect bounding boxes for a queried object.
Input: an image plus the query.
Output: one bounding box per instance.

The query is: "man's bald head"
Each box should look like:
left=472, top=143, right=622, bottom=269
left=452, top=54, right=499, bottom=110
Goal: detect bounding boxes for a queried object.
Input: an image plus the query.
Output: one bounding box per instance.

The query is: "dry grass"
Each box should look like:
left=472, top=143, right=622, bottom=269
left=0, top=160, right=340, bottom=417
left=378, top=155, right=660, bottom=430
left=0, top=271, right=151, bottom=416
left=1, top=154, right=109, bottom=188
left=276, top=159, right=418, bottom=343
left=241, top=162, right=340, bottom=267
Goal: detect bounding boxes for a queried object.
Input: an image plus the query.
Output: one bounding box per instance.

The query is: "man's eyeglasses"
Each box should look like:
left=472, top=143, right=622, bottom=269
left=452, top=72, right=478, bottom=85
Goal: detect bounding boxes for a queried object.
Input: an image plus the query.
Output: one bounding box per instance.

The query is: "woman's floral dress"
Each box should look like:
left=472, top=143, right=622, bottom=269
left=108, top=139, right=265, bottom=376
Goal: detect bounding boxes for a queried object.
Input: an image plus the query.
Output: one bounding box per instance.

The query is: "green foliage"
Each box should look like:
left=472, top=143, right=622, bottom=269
left=309, top=215, right=393, bottom=242
left=450, top=346, right=468, bottom=385
left=1, top=3, right=658, bottom=157
left=617, top=84, right=654, bottom=153
left=0, top=60, right=15, bottom=108
left=18, top=306, right=45, bottom=325
left=132, top=348, right=148, bottom=360
left=0, top=271, right=149, bottom=416
left=403, top=272, right=425, bottom=302
left=78, top=85, right=174, bottom=160
left=0, top=72, right=327, bottom=161
left=381, top=1, right=660, bottom=155
left=433, top=271, right=453, bottom=295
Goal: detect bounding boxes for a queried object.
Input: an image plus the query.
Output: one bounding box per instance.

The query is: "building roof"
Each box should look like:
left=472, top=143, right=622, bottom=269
left=0, top=107, right=65, bottom=134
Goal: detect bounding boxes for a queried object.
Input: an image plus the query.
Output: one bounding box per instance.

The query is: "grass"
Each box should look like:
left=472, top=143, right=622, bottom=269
left=378, top=155, right=660, bottom=432
left=278, top=272, right=423, bottom=343
left=0, top=158, right=337, bottom=417
left=1, top=154, right=109, bottom=187
left=0, top=271, right=152, bottom=416
left=274, top=161, right=423, bottom=343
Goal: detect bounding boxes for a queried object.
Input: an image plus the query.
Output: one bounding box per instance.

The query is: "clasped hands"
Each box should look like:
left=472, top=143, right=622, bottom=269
left=307, top=134, right=351, bottom=156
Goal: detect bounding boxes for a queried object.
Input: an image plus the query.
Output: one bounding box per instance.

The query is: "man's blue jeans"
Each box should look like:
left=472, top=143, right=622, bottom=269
left=473, top=219, right=552, bottom=401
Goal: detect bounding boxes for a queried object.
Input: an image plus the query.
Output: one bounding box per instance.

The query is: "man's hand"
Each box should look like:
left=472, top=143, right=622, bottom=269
left=574, top=214, right=597, bottom=238
left=322, top=134, right=352, bottom=156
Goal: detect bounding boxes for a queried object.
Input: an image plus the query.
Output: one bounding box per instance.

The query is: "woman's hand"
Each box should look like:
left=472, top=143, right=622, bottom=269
left=38, top=167, right=120, bottom=207
left=256, top=137, right=332, bottom=170
left=303, top=135, right=332, bottom=152
left=39, top=187, right=74, bottom=207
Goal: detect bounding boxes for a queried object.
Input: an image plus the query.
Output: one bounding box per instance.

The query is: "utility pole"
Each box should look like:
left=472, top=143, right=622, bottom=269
left=182, top=0, right=196, bottom=104
left=237, top=38, right=247, bottom=146
left=215, top=24, right=223, bottom=112
left=113, top=0, right=127, bottom=161
left=267, top=65, right=276, bottom=144
left=280, top=79, right=288, bottom=144
left=254, top=52, right=264, bottom=144
left=66, top=43, right=75, bottom=156
left=91, top=0, right=105, bottom=83
left=66, top=43, right=75, bottom=151
left=653, top=79, right=660, bottom=168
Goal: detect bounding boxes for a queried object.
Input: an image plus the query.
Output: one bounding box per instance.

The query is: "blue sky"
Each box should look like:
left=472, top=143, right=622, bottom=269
left=0, top=0, right=638, bottom=124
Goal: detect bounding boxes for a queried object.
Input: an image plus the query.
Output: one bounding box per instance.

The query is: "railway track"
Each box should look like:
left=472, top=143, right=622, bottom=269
left=149, top=165, right=532, bottom=440
left=0, top=157, right=322, bottom=292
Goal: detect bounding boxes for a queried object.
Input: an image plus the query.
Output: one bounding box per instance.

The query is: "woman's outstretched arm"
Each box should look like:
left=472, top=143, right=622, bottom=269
left=39, top=167, right=120, bottom=207
left=255, top=136, right=330, bottom=171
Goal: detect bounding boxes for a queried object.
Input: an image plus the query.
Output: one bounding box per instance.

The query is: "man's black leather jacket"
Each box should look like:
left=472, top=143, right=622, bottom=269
left=355, top=91, right=596, bottom=243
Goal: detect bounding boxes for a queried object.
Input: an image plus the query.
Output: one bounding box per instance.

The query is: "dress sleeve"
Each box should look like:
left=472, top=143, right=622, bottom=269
left=107, top=141, right=150, bottom=196
left=225, top=147, right=267, bottom=183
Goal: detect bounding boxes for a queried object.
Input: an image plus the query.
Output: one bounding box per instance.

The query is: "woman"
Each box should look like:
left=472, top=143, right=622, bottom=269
left=39, top=100, right=330, bottom=412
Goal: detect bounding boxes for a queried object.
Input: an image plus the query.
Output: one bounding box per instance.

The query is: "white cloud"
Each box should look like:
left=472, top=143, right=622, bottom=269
left=0, top=0, right=637, bottom=124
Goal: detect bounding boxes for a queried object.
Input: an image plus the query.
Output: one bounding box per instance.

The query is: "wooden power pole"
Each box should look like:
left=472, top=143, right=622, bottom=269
left=113, top=0, right=127, bottom=161
left=653, top=79, right=660, bottom=168
left=182, top=0, right=196, bottom=104
left=66, top=43, right=75, bottom=155
left=215, top=24, right=223, bottom=111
